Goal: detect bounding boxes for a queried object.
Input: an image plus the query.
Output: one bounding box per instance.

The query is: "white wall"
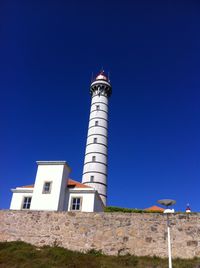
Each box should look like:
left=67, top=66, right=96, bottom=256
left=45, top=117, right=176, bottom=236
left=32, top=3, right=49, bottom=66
left=91, top=95, right=108, bottom=107
left=94, top=192, right=104, bottom=212
left=83, top=162, right=107, bottom=176
left=10, top=191, right=33, bottom=210
left=68, top=191, right=94, bottom=212
left=90, top=101, right=108, bottom=113
left=30, top=161, right=71, bottom=211
left=87, top=126, right=107, bottom=136
left=68, top=188, right=103, bottom=212
left=10, top=186, right=103, bottom=212
left=63, top=188, right=69, bottom=211
left=82, top=91, right=109, bottom=206
left=86, top=135, right=107, bottom=145
left=57, top=165, right=70, bottom=211
left=84, top=153, right=107, bottom=164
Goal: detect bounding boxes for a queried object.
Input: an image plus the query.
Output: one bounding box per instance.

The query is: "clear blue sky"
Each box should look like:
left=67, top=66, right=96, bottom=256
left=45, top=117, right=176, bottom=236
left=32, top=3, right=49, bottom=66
left=1, top=0, right=200, bottom=211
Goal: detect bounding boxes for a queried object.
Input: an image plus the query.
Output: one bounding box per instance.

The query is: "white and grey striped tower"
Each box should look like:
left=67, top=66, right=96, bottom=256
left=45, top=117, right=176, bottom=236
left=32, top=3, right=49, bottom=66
left=82, top=71, right=112, bottom=206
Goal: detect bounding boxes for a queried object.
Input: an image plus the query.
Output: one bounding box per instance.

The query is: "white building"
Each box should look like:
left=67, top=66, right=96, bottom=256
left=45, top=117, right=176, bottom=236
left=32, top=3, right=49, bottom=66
left=10, top=161, right=104, bottom=212
left=10, top=71, right=112, bottom=212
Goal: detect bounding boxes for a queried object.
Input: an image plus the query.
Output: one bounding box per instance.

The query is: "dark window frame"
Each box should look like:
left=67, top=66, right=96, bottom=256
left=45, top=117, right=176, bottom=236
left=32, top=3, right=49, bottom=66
left=42, top=181, right=52, bottom=194
left=22, top=196, right=32, bottom=210
left=70, top=197, right=82, bottom=211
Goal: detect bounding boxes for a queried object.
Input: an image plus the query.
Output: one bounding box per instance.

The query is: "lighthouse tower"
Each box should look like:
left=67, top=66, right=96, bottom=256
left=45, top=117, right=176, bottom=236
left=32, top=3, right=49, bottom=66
left=82, top=71, right=112, bottom=206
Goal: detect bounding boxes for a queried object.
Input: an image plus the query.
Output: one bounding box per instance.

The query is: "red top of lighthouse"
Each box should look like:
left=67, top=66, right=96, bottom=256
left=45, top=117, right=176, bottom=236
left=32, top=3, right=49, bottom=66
left=90, top=70, right=112, bottom=97
left=95, top=70, right=109, bottom=81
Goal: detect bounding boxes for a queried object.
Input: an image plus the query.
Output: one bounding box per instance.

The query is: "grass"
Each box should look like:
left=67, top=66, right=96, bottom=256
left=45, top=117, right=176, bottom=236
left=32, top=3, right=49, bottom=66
left=0, top=241, right=200, bottom=268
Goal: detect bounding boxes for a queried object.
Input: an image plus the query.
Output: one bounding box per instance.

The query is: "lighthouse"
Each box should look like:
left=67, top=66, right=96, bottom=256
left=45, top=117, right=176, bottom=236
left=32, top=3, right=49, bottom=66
left=82, top=71, right=112, bottom=206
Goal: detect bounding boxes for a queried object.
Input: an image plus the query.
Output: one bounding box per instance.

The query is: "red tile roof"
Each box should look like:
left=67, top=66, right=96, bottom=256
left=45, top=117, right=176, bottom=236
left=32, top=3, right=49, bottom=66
left=67, top=179, right=92, bottom=188
left=20, top=184, right=34, bottom=188
left=144, top=205, right=164, bottom=212
left=19, top=179, right=91, bottom=189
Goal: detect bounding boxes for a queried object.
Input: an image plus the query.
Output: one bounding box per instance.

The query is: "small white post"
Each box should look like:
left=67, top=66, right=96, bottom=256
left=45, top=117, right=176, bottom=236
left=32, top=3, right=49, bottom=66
left=167, top=217, right=172, bottom=268
left=157, top=199, right=176, bottom=268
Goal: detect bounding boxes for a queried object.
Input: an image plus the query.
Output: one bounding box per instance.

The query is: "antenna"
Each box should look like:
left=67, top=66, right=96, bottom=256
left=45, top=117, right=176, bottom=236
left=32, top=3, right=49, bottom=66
left=91, top=72, right=94, bottom=82
left=108, top=71, right=110, bottom=82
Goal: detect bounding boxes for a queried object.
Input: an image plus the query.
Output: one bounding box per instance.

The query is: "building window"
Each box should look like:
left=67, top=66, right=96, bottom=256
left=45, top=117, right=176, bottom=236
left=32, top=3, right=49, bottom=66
left=92, top=156, right=96, bottom=162
left=22, top=197, right=32, bottom=209
left=95, top=121, right=98, bottom=126
left=90, top=176, right=94, bottom=182
left=93, top=138, right=97, bottom=143
left=43, top=181, right=52, bottom=194
left=96, top=105, right=100, bottom=110
left=70, top=197, right=82, bottom=211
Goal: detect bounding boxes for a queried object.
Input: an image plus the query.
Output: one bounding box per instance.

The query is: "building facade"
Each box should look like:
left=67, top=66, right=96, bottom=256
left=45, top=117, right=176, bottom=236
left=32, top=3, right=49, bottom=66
left=10, top=161, right=104, bottom=212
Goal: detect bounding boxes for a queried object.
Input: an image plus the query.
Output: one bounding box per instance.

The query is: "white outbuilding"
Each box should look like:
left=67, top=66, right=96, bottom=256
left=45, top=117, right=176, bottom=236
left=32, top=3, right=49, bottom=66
left=10, top=161, right=104, bottom=212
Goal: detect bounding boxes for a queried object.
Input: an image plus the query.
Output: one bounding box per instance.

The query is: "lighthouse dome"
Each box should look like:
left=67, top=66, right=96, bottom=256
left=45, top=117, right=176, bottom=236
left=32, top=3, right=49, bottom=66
left=95, top=73, right=108, bottom=81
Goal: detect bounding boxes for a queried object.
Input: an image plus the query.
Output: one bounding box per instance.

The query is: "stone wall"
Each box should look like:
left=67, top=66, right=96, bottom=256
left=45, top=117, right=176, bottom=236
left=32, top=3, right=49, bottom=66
left=0, top=210, right=200, bottom=258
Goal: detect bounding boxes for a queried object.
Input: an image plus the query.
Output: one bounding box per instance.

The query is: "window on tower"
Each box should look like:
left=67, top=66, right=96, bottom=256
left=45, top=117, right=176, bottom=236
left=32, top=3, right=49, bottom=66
left=93, top=138, right=97, bottom=143
left=95, top=121, right=98, bottom=126
left=92, top=156, right=96, bottom=162
left=90, top=176, right=94, bottom=182
left=42, top=181, right=52, bottom=194
left=96, top=105, right=100, bottom=110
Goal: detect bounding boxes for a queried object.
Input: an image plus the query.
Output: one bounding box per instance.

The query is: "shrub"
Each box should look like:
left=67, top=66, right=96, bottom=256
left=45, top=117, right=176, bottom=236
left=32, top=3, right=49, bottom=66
left=104, top=206, right=162, bottom=213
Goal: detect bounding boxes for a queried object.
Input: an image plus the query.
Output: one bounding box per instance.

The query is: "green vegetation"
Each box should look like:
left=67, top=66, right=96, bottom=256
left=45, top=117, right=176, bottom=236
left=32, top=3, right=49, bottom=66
left=0, top=241, right=200, bottom=268
left=104, top=206, right=162, bottom=213
left=104, top=206, right=199, bottom=214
